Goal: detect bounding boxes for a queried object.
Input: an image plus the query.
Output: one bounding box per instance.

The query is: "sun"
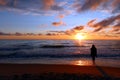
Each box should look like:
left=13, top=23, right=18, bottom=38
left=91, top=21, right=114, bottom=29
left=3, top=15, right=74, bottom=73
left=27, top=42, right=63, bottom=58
left=75, top=33, right=84, bottom=40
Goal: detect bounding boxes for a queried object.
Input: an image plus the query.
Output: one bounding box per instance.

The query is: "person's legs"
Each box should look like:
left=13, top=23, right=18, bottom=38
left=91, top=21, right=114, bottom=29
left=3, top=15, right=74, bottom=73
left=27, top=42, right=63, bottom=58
left=92, top=56, right=95, bottom=64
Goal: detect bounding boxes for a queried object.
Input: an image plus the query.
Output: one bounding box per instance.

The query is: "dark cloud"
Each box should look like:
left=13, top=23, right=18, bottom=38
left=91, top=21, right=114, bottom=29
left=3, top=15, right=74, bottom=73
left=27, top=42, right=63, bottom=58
left=49, top=31, right=65, bottom=33
left=0, top=32, right=4, bottom=35
left=0, top=0, right=7, bottom=6
left=46, top=33, right=54, bottom=36
left=51, top=5, right=63, bottom=11
left=25, top=33, right=36, bottom=35
left=81, top=0, right=107, bottom=11
left=0, top=32, right=43, bottom=36
left=112, top=0, right=120, bottom=13
left=0, top=0, right=119, bottom=16
left=73, top=0, right=120, bottom=14
left=88, top=14, right=120, bottom=32
left=74, top=0, right=108, bottom=12
left=14, top=32, right=23, bottom=36
left=0, top=0, right=64, bottom=15
left=46, top=31, right=66, bottom=35
left=0, top=31, right=12, bottom=35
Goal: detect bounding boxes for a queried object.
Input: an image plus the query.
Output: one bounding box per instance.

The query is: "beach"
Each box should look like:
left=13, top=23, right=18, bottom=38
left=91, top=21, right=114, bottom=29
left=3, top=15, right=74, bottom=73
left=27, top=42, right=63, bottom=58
left=0, top=64, right=120, bottom=80
left=0, top=40, right=120, bottom=79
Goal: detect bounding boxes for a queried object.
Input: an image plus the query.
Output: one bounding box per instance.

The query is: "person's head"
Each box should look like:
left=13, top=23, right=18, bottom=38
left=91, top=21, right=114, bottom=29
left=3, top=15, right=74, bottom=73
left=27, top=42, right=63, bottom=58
left=92, top=44, right=95, bottom=48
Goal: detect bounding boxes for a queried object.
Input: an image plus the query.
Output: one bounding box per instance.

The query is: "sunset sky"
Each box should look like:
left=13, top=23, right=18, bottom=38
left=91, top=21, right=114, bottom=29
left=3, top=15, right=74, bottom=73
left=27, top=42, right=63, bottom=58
left=0, top=0, right=120, bottom=40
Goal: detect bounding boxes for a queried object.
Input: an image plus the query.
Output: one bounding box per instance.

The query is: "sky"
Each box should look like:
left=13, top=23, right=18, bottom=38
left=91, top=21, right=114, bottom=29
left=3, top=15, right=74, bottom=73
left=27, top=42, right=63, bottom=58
left=0, top=0, right=120, bottom=40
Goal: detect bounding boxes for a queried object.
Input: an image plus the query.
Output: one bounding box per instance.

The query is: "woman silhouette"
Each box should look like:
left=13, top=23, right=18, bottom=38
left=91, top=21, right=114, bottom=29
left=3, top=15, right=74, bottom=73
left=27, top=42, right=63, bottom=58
left=91, top=44, right=97, bottom=63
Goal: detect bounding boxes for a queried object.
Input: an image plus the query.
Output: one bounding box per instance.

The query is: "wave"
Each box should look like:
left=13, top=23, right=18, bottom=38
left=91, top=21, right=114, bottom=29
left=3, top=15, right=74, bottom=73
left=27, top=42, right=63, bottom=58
left=0, top=44, right=34, bottom=51
left=0, top=47, right=20, bottom=51
left=40, top=45, right=88, bottom=48
left=0, top=52, right=120, bottom=59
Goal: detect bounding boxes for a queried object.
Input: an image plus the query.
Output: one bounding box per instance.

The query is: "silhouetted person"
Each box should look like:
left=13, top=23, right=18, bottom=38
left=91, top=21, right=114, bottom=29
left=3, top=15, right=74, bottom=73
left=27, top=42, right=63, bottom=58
left=91, top=44, right=97, bottom=64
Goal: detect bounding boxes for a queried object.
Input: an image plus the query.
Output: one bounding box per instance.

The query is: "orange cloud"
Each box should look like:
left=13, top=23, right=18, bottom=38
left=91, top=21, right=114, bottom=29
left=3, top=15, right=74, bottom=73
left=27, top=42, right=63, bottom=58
left=58, top=14, right=65, bottom=19
left=52, top=21, right=66, bottom=27
left=87, top=19, right=96, bottom=27
left=42, top=0, right=63, bottom=11
left=42, top=0, right=54, bottom=10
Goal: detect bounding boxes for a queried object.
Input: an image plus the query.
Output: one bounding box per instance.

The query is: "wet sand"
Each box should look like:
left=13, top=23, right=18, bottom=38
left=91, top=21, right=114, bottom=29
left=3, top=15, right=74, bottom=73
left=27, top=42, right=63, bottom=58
left=0, top=64, right=120, bottom=79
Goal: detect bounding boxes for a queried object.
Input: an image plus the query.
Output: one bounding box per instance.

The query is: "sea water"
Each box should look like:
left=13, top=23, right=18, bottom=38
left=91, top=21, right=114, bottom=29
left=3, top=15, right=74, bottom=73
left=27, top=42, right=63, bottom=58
left=0, top=40, right=120, bottom=67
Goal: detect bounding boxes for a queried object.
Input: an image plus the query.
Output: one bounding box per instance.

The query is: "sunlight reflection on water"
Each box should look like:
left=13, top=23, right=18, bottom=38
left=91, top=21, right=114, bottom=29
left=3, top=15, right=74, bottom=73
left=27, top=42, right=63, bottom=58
left=72, top=59, right=93, bottom=66
left=72, top=58, right=120, bottom=67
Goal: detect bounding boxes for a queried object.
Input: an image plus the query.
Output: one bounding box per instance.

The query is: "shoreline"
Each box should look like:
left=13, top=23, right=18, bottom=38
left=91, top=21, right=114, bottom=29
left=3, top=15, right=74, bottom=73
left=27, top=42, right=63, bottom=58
left=0, top=57, right=120, bottom=68
left=0, top=63, right=120, bottom=78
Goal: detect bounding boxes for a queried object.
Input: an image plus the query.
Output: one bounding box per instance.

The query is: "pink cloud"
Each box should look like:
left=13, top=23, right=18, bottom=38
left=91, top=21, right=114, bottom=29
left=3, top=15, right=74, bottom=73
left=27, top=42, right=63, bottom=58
left=65, top=25, right=84, bottom=35
left=87, top=14, right=120, bottom=32
left=0, top=0, right=7, bottom=6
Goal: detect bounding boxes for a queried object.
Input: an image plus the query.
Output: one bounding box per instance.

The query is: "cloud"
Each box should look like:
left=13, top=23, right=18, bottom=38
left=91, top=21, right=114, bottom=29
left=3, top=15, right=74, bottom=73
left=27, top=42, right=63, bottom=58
left=52, top=14, right=66, bottom=27
left=49, top=31, right=65, bottom=33
left=46, top=33, right=55, bottom=36
left=0, top=32, right=4, bottom=35
left=52, top=21, right=66, bottom=27
left=104, top=34, right=118, bottom=37
left=42, top=0, right=64, bottom=11
left=73, top=0, right=120, bottom=14
left=58, top=14, right=65, bottom=19
left=111, top=21, right=120, bottom=32
left=0, top=0, right=64, bottom=15
left=81, top=0, right=107, bottom=11
left=51, top=5, right=63, bottom=11
left=73, top=0, right=108, bottom=12
left=0, top=0, right=7, bottom=6
left=87, top=19, right=96, bottom=27
left=112, top=0, right=120, bottom=13
left=88, top=14, right=120, bottom=32
left=0, top=31, right=11, bottom=35
left=14, top=32, right=23, bottom=36
left=116, top=32, right=120, bottom=34
left=73, top=26, right=84, bottom=31
left=0, top=32, right=42, bottom=36
left=65, top=25, right=84, bottom=35
left=42, top=0, right=54, bottom=10
left=0, top=0, right=119, bottom=16
left=47, top=31, right=66, bottom=35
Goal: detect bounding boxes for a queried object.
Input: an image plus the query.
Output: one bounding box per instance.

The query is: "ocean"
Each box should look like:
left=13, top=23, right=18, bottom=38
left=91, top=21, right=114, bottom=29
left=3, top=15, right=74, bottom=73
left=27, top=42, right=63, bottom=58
left=0, top=40, right=120, bottom=67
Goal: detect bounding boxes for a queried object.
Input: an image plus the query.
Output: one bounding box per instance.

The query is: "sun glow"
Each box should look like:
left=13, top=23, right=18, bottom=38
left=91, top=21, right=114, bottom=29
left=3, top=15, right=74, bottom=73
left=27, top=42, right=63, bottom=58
left=74, top=60, right=93, bottom=66
left=75, top=33, right=84, bottom=40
